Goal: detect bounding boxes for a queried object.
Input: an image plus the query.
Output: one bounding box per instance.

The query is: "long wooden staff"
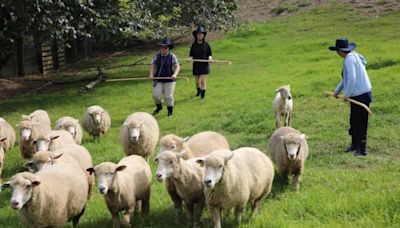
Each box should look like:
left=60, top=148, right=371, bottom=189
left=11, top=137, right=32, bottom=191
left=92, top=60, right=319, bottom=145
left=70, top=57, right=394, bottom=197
left=324, top=91, right=373, bottom=116
left=106, top=77, right=190, bottom=84
left=181, top=58, right=232, bottom=65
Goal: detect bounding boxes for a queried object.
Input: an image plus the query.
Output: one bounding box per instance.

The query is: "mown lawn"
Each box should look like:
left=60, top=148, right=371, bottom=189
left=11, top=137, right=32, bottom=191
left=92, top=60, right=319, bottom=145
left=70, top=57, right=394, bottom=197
left=1, top=3, right=399, bottom=227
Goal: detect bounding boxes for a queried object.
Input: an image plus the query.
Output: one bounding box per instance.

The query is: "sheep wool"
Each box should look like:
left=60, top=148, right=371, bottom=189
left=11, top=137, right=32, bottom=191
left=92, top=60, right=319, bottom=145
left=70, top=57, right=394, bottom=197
left=54, top=116, right=83, bottom=144
left=82, top=105, right=111, bottom=139
left=272, top=85, right=293, bottom=128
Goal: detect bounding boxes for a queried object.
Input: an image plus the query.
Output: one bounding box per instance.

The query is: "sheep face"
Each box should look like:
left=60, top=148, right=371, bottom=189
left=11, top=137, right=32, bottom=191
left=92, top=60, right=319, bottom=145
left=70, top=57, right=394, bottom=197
left=66, top=125, right=77, bottom=137
left=281, top=133, right=305, bottom=161
left=91, top=163, right=127, bottom=195
left=154, top=151, right=180, bottom=182
left=202, top=153, right=234, bottom=189
left=34, top=135, right=59, bottom=152
left=159, top=134, right=183, bottom=154
left=276, top=85, right=292, bottom=100
left=25, top=151, right=60, bottom=172
left=127, top=121, right=143, bottom=142
left=19, top=121, right=33, bottom=141
left=90, top=111, right=104, bottom=125
left=3, top=173, right=40, bottom=210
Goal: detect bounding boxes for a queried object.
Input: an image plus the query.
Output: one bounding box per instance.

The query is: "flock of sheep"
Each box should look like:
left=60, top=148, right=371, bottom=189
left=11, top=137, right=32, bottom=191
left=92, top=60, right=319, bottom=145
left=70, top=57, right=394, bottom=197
left=0, top=84, right=309, bottom=228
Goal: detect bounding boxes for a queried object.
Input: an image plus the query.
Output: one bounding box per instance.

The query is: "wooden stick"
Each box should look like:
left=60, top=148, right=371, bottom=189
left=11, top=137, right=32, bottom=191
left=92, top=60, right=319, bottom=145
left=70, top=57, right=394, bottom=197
left=324, top=91, right=373, bottom=116
left=29, top=81, right=53, bottom=94
left=181, top=58, right=232, bottom=65
left=106, top=77, right=190, bottom=83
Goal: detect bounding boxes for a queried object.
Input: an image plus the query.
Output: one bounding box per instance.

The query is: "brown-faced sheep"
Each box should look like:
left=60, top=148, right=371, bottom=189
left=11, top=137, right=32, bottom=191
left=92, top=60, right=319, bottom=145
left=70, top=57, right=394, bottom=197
left=120, top=112, right=159, bottom=161
left=268, top=126, right=308, bottom=191
left=82, top=105, right=111, bottom=140
left=55, top=116, right=83, bottom=144
left=87, top=155, right=152, bottom=227
left=196, top=148, right=274, bottom=228
left=273, top=85, right=293, bottom=128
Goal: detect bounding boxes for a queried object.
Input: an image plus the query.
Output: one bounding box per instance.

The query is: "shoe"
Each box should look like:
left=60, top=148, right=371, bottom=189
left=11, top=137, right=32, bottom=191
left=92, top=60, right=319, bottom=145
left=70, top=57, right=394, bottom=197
left=344, top=145, right=357, bottom=153
left=152, top=104, right=162, bottom=116
left=200, top=90, right=206, bottom=99
left=167, top=106, right=173, bottom=117
left=196, top=88, right=200, bottom=96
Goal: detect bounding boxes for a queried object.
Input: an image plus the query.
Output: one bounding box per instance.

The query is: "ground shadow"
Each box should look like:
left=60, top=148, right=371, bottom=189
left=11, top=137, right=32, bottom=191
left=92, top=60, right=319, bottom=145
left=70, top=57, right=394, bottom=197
left=367, top=59, right=398, bottom=70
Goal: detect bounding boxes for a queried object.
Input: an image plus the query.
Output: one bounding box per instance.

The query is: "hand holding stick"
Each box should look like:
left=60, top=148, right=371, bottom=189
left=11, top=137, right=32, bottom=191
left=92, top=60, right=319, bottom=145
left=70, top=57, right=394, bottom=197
left=324, top=91, right=373, bottom=116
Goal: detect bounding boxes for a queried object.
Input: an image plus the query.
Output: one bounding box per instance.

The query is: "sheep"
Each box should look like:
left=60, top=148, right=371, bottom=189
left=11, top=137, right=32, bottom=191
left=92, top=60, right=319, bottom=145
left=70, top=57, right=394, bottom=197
left=0, top=117, right=16, bottom=152
left=155, top=151, right=205, bottom=227
left=17, top=118, right=52, bottom=160
left=33, top=129, right=76, bottom=152
left=159, top=131, right=230, bottom=159
left=1, top=166, right=88, bottom=227
left=54, top=116, right=83, bottom=144
left=273, top=85, right=293, bottom=128
left=196, top=147, right=274, bottom=228
left=24, top=144, right=94, bottom=197
left=21, top=109, right=51, bottom=127
left=0, top=138, right=6, bottom=177
left=158, top=131, right=230, bottom=223
left=268, top=126, right=308, bottom=191
left=120, top=112, right=159, bottom=161
left=82, top=105, right=111, bottom=140
left=87, top=155, right=152, bottom=228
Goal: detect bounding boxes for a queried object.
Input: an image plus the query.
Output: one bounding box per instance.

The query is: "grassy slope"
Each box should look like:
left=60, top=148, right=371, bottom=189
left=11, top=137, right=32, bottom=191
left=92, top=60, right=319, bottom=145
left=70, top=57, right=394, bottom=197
left=1, top=3, right=400, bottom=227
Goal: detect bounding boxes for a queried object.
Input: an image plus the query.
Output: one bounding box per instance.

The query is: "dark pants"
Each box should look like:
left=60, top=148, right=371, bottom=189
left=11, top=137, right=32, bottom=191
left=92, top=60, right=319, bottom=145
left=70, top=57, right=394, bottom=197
left=349, top=92, right=372, bottom=152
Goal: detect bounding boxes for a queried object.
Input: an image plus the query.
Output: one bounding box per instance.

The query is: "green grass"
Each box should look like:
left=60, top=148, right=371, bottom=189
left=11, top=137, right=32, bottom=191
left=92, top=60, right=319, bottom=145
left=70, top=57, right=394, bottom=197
left=1, top=2, right=400, bottom=227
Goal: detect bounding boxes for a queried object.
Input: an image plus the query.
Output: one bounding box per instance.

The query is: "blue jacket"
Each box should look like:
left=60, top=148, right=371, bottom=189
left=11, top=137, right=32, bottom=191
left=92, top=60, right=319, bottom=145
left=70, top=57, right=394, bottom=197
left=335, top=51, right=372, bottom=98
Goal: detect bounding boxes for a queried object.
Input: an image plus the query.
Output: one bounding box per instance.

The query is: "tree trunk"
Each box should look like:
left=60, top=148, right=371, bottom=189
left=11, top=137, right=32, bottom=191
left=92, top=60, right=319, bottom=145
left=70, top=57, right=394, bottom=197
left=16, top=36, right=25, bottom=77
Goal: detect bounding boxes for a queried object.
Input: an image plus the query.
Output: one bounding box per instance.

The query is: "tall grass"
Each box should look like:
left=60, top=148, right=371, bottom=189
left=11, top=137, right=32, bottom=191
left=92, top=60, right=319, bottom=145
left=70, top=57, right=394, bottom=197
left=1, top=3, right=399, bottom=227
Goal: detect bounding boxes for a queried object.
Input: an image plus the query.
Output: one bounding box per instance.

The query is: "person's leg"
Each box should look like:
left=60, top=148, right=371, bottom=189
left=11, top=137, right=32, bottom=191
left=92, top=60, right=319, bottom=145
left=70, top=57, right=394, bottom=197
left=357, top=103, right=369, bottom=156
left=199, top=75, right=208, bottom=99
left=346, top=103, right=358, bottom=152
left=152, top=82, right=163, bottom=115
left=164, top=82, right=176, bottom=116
left=195, top=75, right=200, bottom=96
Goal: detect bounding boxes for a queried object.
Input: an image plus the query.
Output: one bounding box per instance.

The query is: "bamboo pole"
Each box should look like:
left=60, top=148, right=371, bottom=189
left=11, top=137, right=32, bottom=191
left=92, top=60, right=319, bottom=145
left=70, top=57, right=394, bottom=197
left=324, top=91, right=373, bottom=116
left=106, top=77, right=189, bottom=83
left=181, top=58, right=232, bottom=65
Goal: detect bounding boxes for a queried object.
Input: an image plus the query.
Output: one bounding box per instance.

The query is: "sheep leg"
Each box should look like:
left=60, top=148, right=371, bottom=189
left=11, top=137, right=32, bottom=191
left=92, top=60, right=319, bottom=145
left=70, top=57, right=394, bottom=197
left=284, top=113, right=289, bottom=126
left=275, top=113, right=280, bottom=129
left=281, top=170, right=289, bottom=185
left=141, top=186, right=151, bottom=217
left=122, top=207, right=133, bottom=227
left=250, top=199, right=262, bottom=218
left=166, top=180, right=183, bottom=224
left=234, top=206, right=244, bottom=226
left=72, top=206, right=85, bottom=228
left=287, top=111, right=291, bottom=127
left=193, top=201, right=205, bottom=228
left=185, top=202, right=195, bottom=226
left=112, top=212, right=122, bottom=228
left=292, top=171, right=302, bottom=191
left=211, top=207, right=222, bottom=228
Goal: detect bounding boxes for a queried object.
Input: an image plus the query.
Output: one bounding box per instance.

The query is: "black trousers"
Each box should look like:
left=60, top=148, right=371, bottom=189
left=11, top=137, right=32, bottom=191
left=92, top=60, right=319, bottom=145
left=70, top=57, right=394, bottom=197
left=349, top=92, right=372, bottom=150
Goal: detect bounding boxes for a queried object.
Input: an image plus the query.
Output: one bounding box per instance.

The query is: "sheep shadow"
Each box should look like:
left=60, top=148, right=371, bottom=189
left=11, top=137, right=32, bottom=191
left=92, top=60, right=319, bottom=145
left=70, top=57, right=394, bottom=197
left=269, top=171, right=292, bottom=200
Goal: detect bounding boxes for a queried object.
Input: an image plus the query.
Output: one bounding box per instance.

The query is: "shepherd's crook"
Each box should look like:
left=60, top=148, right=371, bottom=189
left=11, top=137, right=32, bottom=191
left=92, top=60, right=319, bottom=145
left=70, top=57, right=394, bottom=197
left=324, top=91, right=373, bottom=116
left=182, top=58, right=232, bottom=65
left=106, top=77, right=190, bottom=84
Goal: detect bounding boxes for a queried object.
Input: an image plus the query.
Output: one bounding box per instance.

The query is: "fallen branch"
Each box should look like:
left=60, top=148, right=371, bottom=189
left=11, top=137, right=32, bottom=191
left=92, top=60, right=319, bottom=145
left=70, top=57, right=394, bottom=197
left=324, top=91, right=373, bottom=116
left=29, top=81, right=53, bottom=94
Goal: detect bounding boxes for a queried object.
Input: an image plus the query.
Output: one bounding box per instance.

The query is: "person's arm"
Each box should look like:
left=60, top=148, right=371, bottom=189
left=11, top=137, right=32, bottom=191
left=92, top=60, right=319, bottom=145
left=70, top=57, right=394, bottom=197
left=149, top=64, right=155, bottom=79
left=343, top=57, right=357, bottom=98
left=189, top=45, right=194, bottom=59
left=171, top=54, right=180, bottom=79
left=208, top=44, right=213, bottom=60
left=334, top=80, right=343, bottom=98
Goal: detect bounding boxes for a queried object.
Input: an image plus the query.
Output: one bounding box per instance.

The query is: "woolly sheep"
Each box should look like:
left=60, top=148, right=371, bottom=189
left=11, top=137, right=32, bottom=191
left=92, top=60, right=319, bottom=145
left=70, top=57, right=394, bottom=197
left=0, top=117, right=16, bottom=152
left=24, top=144, right=94, bottom=197
left=159, top=131, right=230, bottom=159
left=1, top=165, right=88, bottom=227
left=0, top=138, right=6, bottom=177
left=33, top=129, right=76, bottom=152
left=87, top=155, right=152, bottom=227
left=155, top=151, right=205, bottom=227
left=54, top=116, right=83, bottom=144
left=21, top=109, right=51, bottom=127
left=18, top=119, right=52, bottom=160
left=268, top=126, right=308, bottom=191
left=273, top=85, right=293, bottom=128
left=196, top=147, right=274, bottom=228
left=82, top=105, right=111, bottom=139
left=120, top=112, right=159, bottom=161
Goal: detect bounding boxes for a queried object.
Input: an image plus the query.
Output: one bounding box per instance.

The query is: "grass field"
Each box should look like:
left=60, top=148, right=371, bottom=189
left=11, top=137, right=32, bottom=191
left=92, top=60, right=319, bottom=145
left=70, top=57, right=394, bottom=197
left=1, top=2, right=400, bottom=227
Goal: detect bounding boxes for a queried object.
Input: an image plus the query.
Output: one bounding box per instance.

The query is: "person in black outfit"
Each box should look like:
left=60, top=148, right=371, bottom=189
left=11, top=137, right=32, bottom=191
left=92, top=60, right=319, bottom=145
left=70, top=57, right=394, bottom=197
left=189, top=27, right=212, bottom=99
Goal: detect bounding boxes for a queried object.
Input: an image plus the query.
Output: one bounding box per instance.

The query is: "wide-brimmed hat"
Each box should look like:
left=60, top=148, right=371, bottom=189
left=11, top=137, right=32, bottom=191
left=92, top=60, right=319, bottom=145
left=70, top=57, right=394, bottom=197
left=158, top=38, right=174, bottom=49
left=192, top=27, right=207, bottom=37
left=329, top=38, right=356, bottom=52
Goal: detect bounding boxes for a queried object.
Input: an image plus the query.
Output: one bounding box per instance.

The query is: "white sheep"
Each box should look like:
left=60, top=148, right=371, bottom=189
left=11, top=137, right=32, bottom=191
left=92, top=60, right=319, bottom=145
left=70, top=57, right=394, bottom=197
left=158, top=131, right=230, bottom=223
left=155, top=151, right=205, bottom=227
left=120, top=112, right=159, bottom=161
left=268, top=126, right=308, bottom=191
left=1, top=166, right=88, bottom=227
left=0, top=138, right=6, bottom=177
left=159, top=131, right=230, bottom=159
left=54, top=116, right=83, bottom=144
left=22, top=109, right=51, bottom=127
left=196, top=147, right=274, bottom=228
left=17, top=118, right=52, bottom=160
left=33, top=129, right=76, bottom=152
left=273, top=85, right=293, bottom=128
left=87, top=155, right=152, bottom=227
left=0, top=117, right=16, bottom=152
left=82, top=105, right=111, bottom=140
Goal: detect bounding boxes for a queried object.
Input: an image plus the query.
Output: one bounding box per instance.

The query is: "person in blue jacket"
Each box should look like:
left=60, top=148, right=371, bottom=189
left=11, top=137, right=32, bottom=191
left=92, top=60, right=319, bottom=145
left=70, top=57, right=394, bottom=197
left=330, top=38, right=372, bottom=157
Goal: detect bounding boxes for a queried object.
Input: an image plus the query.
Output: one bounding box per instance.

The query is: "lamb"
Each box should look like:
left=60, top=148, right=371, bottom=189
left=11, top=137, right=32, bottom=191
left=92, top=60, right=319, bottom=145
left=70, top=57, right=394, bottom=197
left=0, top=117, right=16, bottom=152
left=18, top=118, right=52, bottom=160
left=33, top=129, right=76, bottom=152
left=1, top=165, right=88, bottom=227
left=155, top=151, right=205, bottom=227
left=159, top=131, right=230, bottom=159
left=120, top=112, right=159, bottom=161
left=196, top=147, right=274, bottom=228
left=24, top=144, right=94, bottom=197
left=273, top=85, right=293, bottom=128
left=87, top=155, right=152, bottom=228
left=82, top=105, right=111, bottom=139
left=268, top=126, right=308, bottom=191
left=54, top=116, right=83, bottom=144
left=21, top=109, right=51, bottom=127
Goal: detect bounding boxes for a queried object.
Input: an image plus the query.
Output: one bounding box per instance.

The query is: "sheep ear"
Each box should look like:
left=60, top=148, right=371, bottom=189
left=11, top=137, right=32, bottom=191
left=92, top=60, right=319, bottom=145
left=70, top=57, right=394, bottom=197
left=50, top=135, right=60, bottom=141
left=275, top=88, right=280, bottom=93
left=286, top=84, right=290, bottom=89
left=177, top=150, right=188, bottom=159
left=195, top=158, right=205, bottom=167
left=86, top=167, right=95, bottom=175
left=116, top=165, right=127, bottom=172
left=52, top=153, right=63, bottom=160
left=0, top=138, right=6, bottom=142
left=23, top=161, right=34, bottom=170
left=154, top=157, right=159, bottom=163
left=31, top=180, right=41, bottom=187
left=300, top=134, right=307, bottom=140
left=224, top=153, right=234, bottom=164
left=181, top=136, right=190, bottom=143
left=1, top=182, right=11, bottom=191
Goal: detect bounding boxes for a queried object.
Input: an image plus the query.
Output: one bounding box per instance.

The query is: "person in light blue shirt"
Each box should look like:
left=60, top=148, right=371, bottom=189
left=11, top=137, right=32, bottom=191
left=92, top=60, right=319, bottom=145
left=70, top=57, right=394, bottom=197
left=330, top=38, right=372, bottom=157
